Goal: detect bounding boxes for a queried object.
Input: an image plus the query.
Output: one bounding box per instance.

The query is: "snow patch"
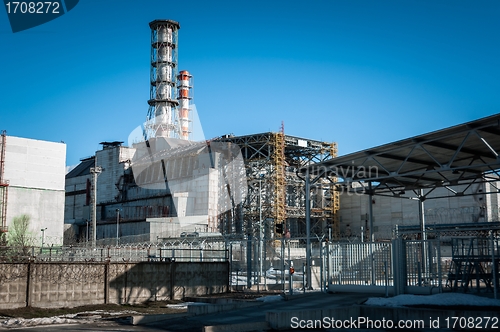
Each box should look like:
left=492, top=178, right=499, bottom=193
left=167, top=302, right=201, bottom=309
left=0, top=316, right=78, bottom=328
left=256, top=295, right=284, bottom=302
left=0, top=309, right=142, bottom=328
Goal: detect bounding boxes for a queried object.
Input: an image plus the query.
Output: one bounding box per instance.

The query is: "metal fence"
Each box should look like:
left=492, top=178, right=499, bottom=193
left=226, top=237, right=324, bottom=291
left=404, top=239, right=444, bottom=288
left=0, top=242, right=228, bottom=263
left=3, top=231, right=497, bottom=297
left=325, top=236, right=498, bottom=296
left=327, top=241, right=392, bottom=286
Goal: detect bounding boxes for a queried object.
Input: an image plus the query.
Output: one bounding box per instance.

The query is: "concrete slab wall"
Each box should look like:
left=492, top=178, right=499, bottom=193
left=339, top=185, right=489, bottom=239
left=96, top=147, right=124, bottom=205
left=64, top=174, right=91, bottom=224
left=0, top=263, right=28, bottom=308
left=95, top=220, right=150, bottom=242
left=3, top=136, right=66, bottom=244
left=92, top=216, right=209, bottom=241
left=29, top=263, right=105, bottom=308
left=148, top=216, right=208, bottom=238
left=6, top=187, right=65, bottom=244
left=3, top=136, right=66, bottom=191
left=109, top=262, right=172, bottom=304
left=95, top=146, right=135, bottom=206
left=171, top=262, right=229, bottom=299
left=0, top=261, right=228, bottom=309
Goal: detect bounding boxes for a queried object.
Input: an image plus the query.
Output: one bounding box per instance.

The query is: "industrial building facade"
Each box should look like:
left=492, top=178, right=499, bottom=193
left=339, top=184, right=497, bottom=240
left=63, top=132, right=339, bottom=243
left=0, top=132, right=66, bottom=245
left=63, top=19, right=341, bottom=244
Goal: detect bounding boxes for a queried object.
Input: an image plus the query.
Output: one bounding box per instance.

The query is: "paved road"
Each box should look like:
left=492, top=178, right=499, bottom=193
left=0, top=321, right=166, bottom=332
left=0, top=292, right=370, bottom=332
left=148, top=291, right=369, bottom=331
left=0, top=292, right=461, bottom=332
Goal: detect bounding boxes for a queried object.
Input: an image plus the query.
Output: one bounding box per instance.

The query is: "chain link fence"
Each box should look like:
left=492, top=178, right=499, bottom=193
left=0, top=237, right=228, bottom=263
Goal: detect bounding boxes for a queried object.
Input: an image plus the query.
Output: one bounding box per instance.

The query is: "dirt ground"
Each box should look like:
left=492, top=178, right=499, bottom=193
left=0, top=300, right=186, bottom=320
left=0, top=291, right=277, bottom=320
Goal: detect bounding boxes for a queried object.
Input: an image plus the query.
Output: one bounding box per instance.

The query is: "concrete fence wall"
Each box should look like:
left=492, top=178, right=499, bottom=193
left=0, top=261, right=228, bottom=309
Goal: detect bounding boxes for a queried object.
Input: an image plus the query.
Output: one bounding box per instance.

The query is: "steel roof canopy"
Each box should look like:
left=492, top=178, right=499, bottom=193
left=302, top=113, right=500, bottom=197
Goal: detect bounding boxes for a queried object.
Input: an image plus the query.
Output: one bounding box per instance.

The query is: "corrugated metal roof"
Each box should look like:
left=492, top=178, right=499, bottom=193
left=66, top=157, right=95, bottom=179
left=303, top=113, right=500, bottom=197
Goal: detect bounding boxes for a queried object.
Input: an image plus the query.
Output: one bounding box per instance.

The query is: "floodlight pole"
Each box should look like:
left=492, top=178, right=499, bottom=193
left=418, top=189, right=427, bottom=241
left=305, top=167, right=312, bottom=290
left=90, top=166, right=102, bottom=248
left=418, top=188, right=429, bottom=278
left=116, top=209, right=120, bottom=246
left=259, top=176, right=263, bottom=286
left=368, top=182, right=374, bottom=242
left=368, top=181, right=375, bottom=285
left=40, top=227, right=47, bottom=254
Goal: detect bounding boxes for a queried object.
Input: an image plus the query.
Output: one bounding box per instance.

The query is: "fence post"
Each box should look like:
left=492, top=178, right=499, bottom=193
left=492, top=231, right=498, bottom=299
left=104, top=262, right=109, bottom=304
left=302, top=262, right=306, bottom=294
left=326, top=241, right=330, bottom=287
left=25, top=262, right=32, bottom=307
left=169, top=261, right=175, bottom=300
left=320, top=242, right=324, bottom=292
left=281, top=239, right=285, bottom=292
left=228, top=242, right=232, bottom=289
left=247, top=234, right=252, bottom=289
left=392, top=237, right=406, bottom=295
left=384, top=261, right=388, bottom=297
left=437, top=239, right=442, bottom=293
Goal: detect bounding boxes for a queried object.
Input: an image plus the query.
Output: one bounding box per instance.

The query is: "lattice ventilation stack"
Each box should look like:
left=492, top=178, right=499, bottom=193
left=146, top=20, right=181, bottom=138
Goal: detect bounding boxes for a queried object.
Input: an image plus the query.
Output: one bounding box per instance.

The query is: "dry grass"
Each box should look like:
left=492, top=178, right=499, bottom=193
left=0, top=300, right=186, bottom=319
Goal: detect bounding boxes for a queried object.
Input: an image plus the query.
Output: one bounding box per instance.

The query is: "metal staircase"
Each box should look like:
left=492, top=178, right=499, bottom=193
left=447, top=237, right=499, bottom=293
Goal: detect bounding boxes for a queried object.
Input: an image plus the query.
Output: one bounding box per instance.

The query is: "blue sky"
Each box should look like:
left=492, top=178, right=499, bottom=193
left=1, top=0, right=499, bottom=167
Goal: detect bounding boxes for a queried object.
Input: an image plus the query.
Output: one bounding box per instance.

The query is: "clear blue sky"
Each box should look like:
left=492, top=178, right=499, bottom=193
left=1, top=0, right=499, bottom=167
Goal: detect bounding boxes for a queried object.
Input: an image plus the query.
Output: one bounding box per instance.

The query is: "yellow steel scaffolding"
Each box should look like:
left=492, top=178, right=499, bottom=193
left=272, top=132, right=286, bottom=234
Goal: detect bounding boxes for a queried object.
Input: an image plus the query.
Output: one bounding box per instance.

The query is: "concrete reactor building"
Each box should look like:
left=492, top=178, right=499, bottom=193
left=64, top=19, right=500, bottom=245
left=0, top=132, right=66, bottom=245
left=63, top=20, right=339, bottom=244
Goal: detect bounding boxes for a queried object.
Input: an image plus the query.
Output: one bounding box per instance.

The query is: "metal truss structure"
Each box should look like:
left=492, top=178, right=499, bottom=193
left=395, top=221, right=500, bottom=239
left=305, top=113, right=500, bottom=199
left=216, top=132, right=339, bottom=238
left=303, top=113, right=500, bottom=241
